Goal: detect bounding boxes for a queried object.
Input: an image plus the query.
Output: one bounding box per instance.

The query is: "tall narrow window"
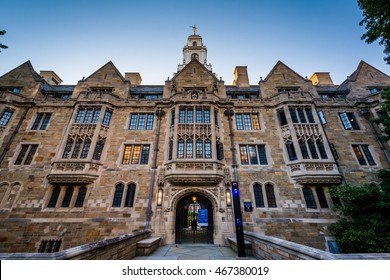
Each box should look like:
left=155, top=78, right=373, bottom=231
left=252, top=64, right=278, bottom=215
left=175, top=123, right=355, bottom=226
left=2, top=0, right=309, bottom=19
left=75, top=109, right=85, bottom=123
left=297, top=108, right=307, bottom=123
left=137, top=113, right=146, bottom=130
left=196, top=108, right=203, bottom=123
left=243, top=114, right=252, bottom=130
left=257, top=145, right=268, bottom=165
left=102, top=110, right=112, bottom=126
left=124, top=183, right=136, bottom=207
left=240, top=146, right=249, bottom=165
left=216, top=141, right=224, bottom=160
left=236, top=114, right=244, bottom=130
left=289, top=109, right=299, bottom=123
left=47, top=187, right=61, bottom=208
left=248, top=145, right=258, bottom=165
left=305, top=108, right=315, bottom=123
left=316, top=140, right=328, bottom=159
left=71, top=139, right=82, bottom=159
left=112, top=184, right=124, bottom=207
left=179, top=109, right=185, bottom=123
left=278, top=109, right=287, bottom=126
left=140, top=145, right=150, bottom=164
left=299, top=140, right=310, bottom=159
left=61, top=187, right=74, bottom=208
left=14, top=144, right=38, bottom=165
left=177, top=140, right=184, bottom=158
left=80, top=139, right=91, bottom=159
left=308, top=140, right=319, bottom=159
left=186, top=139, right=193, bottom=158
left=361, top=145, right=376, bottom=166
left=187, top=109, right=194, bottom=123
left=74, top=187, right=87, bottom=208
left=286, top=141, right=297, bottom=161
left=129, top=114, right=138, bottom=130
left=316, top=187, right=329, bottom=208
left=131, top=145, right=141, bottom=164
left=0, top=110, right=13, bottom=126
left=205, top=139, right=212, bottom=158
left=318, top=111, right=327, bottom=124
left=92, top=142, right=104, bottom=160
left=168, top=140, right=173, bottom=160
left=146, top=114, right=154, bottom=130
left=214, top=110, right=219, bottom=127
left=253, top=183, right=265, bottom=208
left=63, top=140, right=73, bottom=159
left=171, top=109, right=175, bottom=126
left=303, top=187, right=317, bottom=209
left=265, top=184, right=277, bottom=208
left=91, top=109, right=100, bottom=123
left=204, top=109, right=210, bottom=123
left=196, top=139, right=203, bottom=158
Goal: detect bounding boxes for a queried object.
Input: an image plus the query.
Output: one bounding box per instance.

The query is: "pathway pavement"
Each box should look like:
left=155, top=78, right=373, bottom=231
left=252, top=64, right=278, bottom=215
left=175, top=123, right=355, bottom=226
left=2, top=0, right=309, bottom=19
left=133, top=244, right=257, bottom=260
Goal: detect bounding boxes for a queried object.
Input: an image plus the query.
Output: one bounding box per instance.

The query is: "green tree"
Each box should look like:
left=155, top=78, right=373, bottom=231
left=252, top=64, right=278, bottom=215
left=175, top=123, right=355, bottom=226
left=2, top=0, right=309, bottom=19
left=0, top=29, right=8, bottom=52
left=330, top=178, right=390, bottom=253
left=358, top=0, right=390, bottom=64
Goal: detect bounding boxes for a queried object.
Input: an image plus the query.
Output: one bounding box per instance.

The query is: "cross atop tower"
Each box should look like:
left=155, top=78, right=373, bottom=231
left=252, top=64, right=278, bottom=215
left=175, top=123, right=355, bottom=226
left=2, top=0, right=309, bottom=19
left=189, top=24, right=198, bottom=35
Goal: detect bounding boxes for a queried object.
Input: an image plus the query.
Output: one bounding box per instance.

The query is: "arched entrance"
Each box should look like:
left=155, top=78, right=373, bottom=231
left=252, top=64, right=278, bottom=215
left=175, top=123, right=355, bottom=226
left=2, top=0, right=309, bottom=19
left=175, top=193, right=214, bottom=244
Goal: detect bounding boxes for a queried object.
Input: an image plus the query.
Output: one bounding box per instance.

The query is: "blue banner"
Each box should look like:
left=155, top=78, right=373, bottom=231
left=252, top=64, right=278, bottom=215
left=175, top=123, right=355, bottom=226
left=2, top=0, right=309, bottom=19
left=197, top=209, right=208, bottom=226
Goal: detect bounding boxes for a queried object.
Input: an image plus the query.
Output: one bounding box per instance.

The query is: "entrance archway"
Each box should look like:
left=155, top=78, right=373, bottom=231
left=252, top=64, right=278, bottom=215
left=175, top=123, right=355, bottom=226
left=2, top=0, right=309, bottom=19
left=175, top=193, right=214, bottom=244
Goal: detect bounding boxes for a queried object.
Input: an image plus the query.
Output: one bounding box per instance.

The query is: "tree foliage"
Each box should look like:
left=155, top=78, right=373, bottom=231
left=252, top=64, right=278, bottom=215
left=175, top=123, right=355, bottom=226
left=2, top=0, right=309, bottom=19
left=374, top=88, right=390, bottom=142
left=358, top=0, right=390, bottom=64
left=330, top=177, right=390, bottom=253
left=0, top=29, right=8, bottom=52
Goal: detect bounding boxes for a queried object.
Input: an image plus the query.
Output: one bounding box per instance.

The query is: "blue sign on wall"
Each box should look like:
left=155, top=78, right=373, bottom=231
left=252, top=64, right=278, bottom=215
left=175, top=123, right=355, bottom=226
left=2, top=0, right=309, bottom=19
left=198, top=209, right=208, bottom=226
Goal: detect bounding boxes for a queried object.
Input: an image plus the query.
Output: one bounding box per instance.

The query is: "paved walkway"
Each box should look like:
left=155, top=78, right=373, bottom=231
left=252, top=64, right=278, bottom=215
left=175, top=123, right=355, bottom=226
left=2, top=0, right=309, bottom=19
left=133, top=244, right=256, bottom=260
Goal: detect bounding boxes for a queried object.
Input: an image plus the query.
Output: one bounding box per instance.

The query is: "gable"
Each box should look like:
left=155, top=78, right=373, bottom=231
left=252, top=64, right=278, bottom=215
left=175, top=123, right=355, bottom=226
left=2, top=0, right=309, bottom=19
left=263, top=61, right=307, bottom=86
left=83, top=61, right=127, bottom=86
left=0, top=61, right=42, bottom=86
left=172, top=59, right=217, bottom=91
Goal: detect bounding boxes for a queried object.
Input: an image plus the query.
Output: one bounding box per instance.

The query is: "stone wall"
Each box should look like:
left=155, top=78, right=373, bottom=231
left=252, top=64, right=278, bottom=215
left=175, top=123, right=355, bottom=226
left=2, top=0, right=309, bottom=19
left=0, top=230, right=151, bottom=260
left=244, top=231, right=390, bottom=260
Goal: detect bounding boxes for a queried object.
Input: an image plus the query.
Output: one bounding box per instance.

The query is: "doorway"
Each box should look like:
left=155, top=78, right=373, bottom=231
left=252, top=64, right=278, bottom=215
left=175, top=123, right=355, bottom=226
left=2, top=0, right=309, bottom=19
left=175, top=193, right=213, bottom=244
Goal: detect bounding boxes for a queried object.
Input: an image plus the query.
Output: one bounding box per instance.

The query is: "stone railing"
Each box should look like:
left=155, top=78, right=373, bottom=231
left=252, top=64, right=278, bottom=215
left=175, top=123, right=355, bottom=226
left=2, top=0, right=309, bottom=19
left=165, top=161, right=225, bottom=185
left=243, top=231, right=390, bottom=260
left=288, top=162, right=342, bottom=184
left=0, top=230, right=151, bottom=260
left=47, top=161, right=102, bottom=184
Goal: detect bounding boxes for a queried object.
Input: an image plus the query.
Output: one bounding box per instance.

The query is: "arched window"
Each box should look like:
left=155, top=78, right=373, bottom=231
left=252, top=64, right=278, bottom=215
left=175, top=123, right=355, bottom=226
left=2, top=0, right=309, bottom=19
left=186, top=139, right=193, bottom=158
left=47, top=187, right=61, bottom=208
left=316, top=187, right=329, bottom=208
left=74, top=186, right=87, bottom=208
left=61, top=187, right=74, bottom=207
left=192, top=41, right=197, bottom=47
left=303, top=187, right=317, bottom=209
left=112, top=183, right=124, bottom=207
left=124, top=183, right=136, bottom=207
left=253, top=183, right=264, bottom=208
left=265, top=183, right=277, bottom=208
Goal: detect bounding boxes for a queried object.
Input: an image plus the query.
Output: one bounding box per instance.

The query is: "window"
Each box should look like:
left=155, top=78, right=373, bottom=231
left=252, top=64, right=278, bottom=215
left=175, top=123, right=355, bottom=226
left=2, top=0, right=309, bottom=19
left=265, top=184, right=277, bottom=208
left=289, top=107, right=315, bottom=124
left=102, top=110, right=112, bottom=126
left=303, top=186, right=329, bottom=210
left=129, top=113, right=154, bottom=130
left=171, top=109, right=175, bottom=126
left=216, top=141, right=224, bottom=160
left=253, top=183, right=278, bottom=208
left=235, top=113, right=260, bottom=130
left=31, top=112, right=52, bottom=130
left=47, top=185, right=87, bottom=209
left=122, top=144, right=150, bottom=164
left=62, top=138, right=92, bottom=159
left=285, top=140, right=297, bottom=161
left=277, top=109, right=287, bottom=126
left=112, top=183, right=136, bottom=208
left=196, top=139, right=203, bottom=158
left=75, top=107, right=101, bottom=124
left=253, top=183, right=265, bottom=208
left=339, top=112, right=360, bottom=130
left=239, top=144, right=268, bottom=165
left=352, top=145, right=376, bottom=166
left=303, top=187, right=317, bottom=209
left=14, top=144, right=38, bottom=165
left=38, top=240, right=62, bottom=253
left=0, top=109, right=13, bottom=126
left=318, top=111, right=327, bottom=124
left=92, top=141, right=105, bottom=160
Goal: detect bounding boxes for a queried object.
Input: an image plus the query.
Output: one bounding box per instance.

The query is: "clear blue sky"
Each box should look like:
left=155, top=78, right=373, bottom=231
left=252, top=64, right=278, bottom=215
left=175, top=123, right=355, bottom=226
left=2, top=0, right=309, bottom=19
left=0, top=0, right=389, bottom=85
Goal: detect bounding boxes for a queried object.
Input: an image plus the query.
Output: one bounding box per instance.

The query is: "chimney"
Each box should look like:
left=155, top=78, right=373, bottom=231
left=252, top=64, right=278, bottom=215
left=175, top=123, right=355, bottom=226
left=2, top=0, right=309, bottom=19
left=309, top=72, right=334, bottom=86
left=125, top=72, right=142, bottom=86
left=232, top=66, right=250, bottom=88
left=40, top=71, right=63, bottom=85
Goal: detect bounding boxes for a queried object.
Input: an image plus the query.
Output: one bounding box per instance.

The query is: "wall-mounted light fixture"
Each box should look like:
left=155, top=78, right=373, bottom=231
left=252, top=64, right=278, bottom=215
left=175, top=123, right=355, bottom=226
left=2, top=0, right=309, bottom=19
left=157, top=188, right=163, bottom=206
left=226, top=188, right=232, bottom=207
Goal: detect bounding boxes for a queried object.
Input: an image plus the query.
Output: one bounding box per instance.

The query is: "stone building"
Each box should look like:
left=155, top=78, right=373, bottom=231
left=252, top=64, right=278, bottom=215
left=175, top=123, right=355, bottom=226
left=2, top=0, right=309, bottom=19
left=0, top=31, right=389, bottom=253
